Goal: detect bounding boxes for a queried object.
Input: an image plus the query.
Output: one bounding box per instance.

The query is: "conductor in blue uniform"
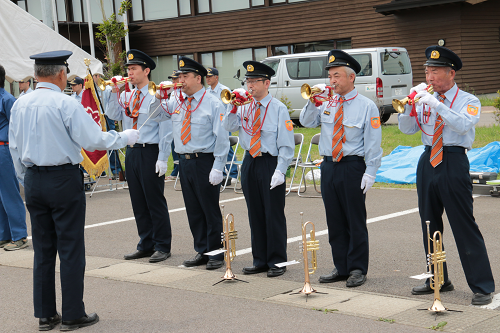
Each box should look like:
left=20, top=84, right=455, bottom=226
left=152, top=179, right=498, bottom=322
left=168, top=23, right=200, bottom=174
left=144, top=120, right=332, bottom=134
left=9, top=51, right=140, bottom=331
left=223, top=61, right=295, bottom=277
left=300, top=50, right=382, bottom=287
left=399, top=46, right=495, bottom=306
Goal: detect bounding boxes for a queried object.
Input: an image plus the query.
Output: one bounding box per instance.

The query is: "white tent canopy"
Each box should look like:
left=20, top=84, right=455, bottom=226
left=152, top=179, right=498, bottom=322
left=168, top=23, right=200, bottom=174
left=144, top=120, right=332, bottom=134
left=0, top=0, right=103, bottom=83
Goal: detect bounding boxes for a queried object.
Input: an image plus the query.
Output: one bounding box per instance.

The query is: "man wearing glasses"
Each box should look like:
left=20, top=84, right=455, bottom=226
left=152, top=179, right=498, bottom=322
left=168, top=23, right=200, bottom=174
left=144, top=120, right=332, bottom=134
left=223, top=61, right=294, bottom=277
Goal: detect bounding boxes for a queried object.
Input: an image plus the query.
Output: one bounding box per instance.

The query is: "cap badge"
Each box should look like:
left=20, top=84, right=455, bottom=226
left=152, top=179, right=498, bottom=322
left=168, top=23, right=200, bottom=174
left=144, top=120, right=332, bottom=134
left=329, top=55, right=335, bottom=63
left=128, top=53, right=134, bottom=60
left=179, top=60, right=185, bottom=67
left=207, top=68, right=212, bottom=73
left=431, top=50, right=440, bottom=59
left=247, top=64, right=254, bottom=72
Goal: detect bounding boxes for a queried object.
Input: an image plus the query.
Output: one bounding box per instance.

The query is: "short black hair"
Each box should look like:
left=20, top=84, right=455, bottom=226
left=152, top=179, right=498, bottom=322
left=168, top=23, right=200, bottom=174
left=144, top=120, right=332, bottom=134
left=0, top=65, right=5, bottom=88
left=140, top=64, right=152, bottom=80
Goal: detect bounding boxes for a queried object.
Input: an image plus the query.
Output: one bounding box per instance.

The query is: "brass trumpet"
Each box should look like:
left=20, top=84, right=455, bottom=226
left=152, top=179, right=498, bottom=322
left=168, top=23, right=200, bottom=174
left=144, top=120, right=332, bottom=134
left=148, top=81, right=182, bottom=96
left=392, top=84, right=434, bottom=113
left=300, top=83, right=334, bottom=101
left=298, top=212, right=319, bottom=295
left=97, top=77, right=130, bottom=91
left=220, top=89, right=253, bottom=106
left=426, top=220, right=448, bottom=312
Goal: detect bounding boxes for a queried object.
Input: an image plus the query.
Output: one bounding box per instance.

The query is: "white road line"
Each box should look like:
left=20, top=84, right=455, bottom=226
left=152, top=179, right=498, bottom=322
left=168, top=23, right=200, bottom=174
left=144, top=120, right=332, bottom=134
left=478, top=293, right=500, bottom=309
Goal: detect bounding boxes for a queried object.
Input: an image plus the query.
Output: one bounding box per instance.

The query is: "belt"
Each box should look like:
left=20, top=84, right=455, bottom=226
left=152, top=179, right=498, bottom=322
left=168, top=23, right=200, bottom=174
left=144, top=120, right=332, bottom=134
left=178, top=152, right=211, bottom=160
left=0, top=141, right=8, bottom=145
left=130, top=143, right=158, bottom=148
left=245, top=151, right=274, bottom=158
left=29, top=163, right=79, bottom=171
left=424, top=146, right=466, bottom=154
left=323, top=155, right=364, bottom=162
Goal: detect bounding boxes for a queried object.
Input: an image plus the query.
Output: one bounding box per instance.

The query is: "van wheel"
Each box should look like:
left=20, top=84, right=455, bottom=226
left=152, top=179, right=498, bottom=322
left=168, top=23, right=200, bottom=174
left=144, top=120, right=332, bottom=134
left=380, top=113, right=391, bottom=124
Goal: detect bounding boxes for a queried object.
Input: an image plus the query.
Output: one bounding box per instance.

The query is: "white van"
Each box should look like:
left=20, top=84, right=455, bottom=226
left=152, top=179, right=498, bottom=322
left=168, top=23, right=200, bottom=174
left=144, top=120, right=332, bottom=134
left=261, top=47, right=412, bottom=123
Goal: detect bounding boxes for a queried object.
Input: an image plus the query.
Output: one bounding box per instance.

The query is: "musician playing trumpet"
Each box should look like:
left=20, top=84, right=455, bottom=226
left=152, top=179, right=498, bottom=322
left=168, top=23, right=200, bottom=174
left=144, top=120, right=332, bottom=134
left=300, top=50, right=382, bottom=287
left=223, top=61, right=294, bottom=277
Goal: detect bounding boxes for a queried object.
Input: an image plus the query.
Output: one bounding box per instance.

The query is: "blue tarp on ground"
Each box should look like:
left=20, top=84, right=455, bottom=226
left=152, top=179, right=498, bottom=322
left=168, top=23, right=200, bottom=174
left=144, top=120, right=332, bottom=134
left=375, top=142, right=500, bottom=184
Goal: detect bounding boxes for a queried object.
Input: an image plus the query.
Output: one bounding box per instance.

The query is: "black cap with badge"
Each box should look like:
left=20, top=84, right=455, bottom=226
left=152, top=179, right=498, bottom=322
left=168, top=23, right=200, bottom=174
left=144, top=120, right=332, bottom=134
left=69, top=77, right=84, bottom=85
left=324, top=49, right=361, bottom=74
left=243, top=61, right=275, bottom=79
left=424, top=46, right=462, bottom=71
left=206, top=67, right=219, bottom=76
left=178, top=57, right=208, bottom=76
left=30, top=50, right=72, bottom=73
left=168, top=70, right=181, bottom=79
left=125, top=49, right=156, bottom=70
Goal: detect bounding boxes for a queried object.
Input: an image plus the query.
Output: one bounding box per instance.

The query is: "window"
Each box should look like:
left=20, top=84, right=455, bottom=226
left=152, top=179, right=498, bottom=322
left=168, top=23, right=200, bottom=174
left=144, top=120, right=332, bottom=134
left=352, top=54, right=372, bottom=77
left=72, top=0, right=83, bottom=21
left=132, top=0, right=191, bottom=21
left=26, top=0, right=43, bottom=20
left=380, top=50, right=411, bottom=75
left=196, top=0, right=264, bottom=14
left=271, top=0, right=308, bottom=4
left=285, top=57, right=327, bottom=80
left=262, top=60, right=279, bottom=77
left=274, top=40, right=351, bottom=56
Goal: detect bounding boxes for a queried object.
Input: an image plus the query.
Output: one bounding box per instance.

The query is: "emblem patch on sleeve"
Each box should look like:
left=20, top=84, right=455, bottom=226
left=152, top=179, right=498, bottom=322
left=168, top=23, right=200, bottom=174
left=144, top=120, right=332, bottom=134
left=285, top=120, right=293, bottom=131
left=371, top=117, right=381, bottom=129
left=220, top=113, right=224, bottom=121
left=467, top=105, right=478, bottom=116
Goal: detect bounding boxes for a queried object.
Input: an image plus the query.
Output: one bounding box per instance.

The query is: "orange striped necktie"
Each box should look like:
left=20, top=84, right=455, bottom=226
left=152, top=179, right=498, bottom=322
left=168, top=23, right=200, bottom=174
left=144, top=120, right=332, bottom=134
left=430, top=94, right=446, bottom=168
left=331, top=97, right=346, bottom=161
left=132, top=91, right=141, bottom=130
left=249, top=102, right=262, bottom=158
left=181, top=97, right=194, bottom=145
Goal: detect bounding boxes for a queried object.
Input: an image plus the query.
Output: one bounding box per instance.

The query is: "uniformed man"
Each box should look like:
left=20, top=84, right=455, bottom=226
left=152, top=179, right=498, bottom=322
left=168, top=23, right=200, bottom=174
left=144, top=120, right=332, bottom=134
left=223, top=61, right=294, bottom=277
left=149, top=57, right=229, bottom=270
left=206, top=67, right=239, bottom=185
left=166, top=70, right=180, bottom=180
left=399, top=46, right=495, bottom=306
left=8, top=50, right=140, bottom=331
left=0, top=64, right=28, bottom=252
left=300, top=50, right=382, bottom=287
left=69, top=76, right=84, bottom=102
left=18, top=78, right=33, bottom=97
left=106, top=49, right=173, bottom=263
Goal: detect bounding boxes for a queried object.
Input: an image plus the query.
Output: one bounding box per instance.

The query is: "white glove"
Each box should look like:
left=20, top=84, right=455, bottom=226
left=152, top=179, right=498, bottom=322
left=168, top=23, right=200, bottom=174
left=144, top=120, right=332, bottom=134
left=410, top=82, right=428, bottom=95
left=209, top=168, right=223, bottom=186
left=360, top=173, right=376, bottom=194
left=123, top=129, right=140, bottom=146
left=270, top=170, right=285, bottom=190
left=155, top=160, right=168, bottom=177
left=312, top=84, right=326, bottom=92
left=415, top=91, right=440, bottom=109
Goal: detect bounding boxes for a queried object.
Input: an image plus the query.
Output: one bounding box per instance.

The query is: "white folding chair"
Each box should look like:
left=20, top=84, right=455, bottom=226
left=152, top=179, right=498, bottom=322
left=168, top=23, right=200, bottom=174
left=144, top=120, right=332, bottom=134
left=286, top=133, right=304, bottom=196
left=173, top=160, right=181, bottom=191
left=297, top=133, right=322, bottom=198
left=220, top=136, right=240, bottom=192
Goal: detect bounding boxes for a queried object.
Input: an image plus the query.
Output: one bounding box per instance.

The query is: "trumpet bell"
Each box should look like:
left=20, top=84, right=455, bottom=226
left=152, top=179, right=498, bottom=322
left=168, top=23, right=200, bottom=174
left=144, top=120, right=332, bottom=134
left=221, top=89, right=233, bottom=104
left=300, top=84, right=323, bottom=100
left=392, top=85, right=434, bottom=113
left=97, top=78, right=106, bottom=91
left=148, top=81, right=156, bottom=96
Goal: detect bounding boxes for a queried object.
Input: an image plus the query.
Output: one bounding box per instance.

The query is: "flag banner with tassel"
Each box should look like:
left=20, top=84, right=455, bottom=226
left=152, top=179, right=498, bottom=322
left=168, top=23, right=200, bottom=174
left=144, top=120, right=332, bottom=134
left=80, top=74, right=109, bottom=179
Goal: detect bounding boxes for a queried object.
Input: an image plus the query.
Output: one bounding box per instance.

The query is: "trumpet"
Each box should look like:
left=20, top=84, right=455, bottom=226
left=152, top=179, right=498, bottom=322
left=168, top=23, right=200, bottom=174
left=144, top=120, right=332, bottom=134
left=97, top=77, right=130, bottom=91
left=392, top=84, right=434, bottom=113
left=298, top=212, right=319, bottom=295
left=148, top=81, right=182, bottom=96
left=426, top=220, right=448, bottom=312
left=221, top=205, right=238, bottom=281
left=300, top=83, right=334, bottom=101
left=220, top=89, right=253, bottom=106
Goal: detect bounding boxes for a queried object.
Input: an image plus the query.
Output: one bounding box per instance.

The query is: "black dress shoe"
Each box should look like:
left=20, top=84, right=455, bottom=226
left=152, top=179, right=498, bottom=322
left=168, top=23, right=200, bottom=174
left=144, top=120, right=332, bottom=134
left=472, top=292, right=493, bottom=306
left=39, top=312, right=61, bottom=331
left=60, top=313, right=99, bottom=331
left=206, top=259, right=224, bottom=270
left=149, top=251, right=171, bottom=263
left=318, top=268, right=349, bottom=283
left=268, top=267, right=286, bottom=277
left=411, top=280, right=454, bottom=295
left=123, top=249, right=154, bottom=260
left=346, top=269, right=366, bottom=287
left=242, top=265, right=268, bottom=274
left=183, top=253, right=209, bottom=267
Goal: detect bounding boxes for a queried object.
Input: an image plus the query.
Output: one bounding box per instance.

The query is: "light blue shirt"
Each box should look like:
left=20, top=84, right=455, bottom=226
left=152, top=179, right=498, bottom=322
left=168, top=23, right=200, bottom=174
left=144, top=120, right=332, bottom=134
left=206, top=82, right=229, bottom=103
left=18, top=87, right=33, bottom=98
left=223, top=93, right=295, bottom=175
left=398, top=83, right=480, bottom=150
left=106, top=83, right=170, bottom=160
left=300, top=88, right=383, bottom=177
left=149, top=86, right=229, bottom=171
left=8, top=82, right=129, bottom=183
left=71, top=90, right=84, bottom=103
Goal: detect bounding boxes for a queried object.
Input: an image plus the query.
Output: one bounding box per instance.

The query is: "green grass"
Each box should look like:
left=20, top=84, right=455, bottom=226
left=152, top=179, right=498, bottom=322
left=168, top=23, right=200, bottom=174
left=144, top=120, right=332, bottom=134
left=479, top=96, right=497, bottom=107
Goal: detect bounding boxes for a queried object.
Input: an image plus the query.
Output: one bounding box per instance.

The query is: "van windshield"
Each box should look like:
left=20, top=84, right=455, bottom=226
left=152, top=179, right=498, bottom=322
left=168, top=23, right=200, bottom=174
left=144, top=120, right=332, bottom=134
left=261, top=60, right=279, bottom=77
left=380, top=50, right=411, bottom=75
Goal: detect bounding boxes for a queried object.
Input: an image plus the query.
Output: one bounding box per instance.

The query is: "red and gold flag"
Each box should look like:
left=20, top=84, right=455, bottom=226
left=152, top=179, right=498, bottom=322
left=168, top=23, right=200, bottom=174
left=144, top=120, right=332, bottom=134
left=80, top=74, right=109, bottom=179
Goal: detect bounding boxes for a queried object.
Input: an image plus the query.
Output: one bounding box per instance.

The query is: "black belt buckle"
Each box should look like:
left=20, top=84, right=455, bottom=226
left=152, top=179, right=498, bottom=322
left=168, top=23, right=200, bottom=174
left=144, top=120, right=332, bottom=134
left=185, top=153, right=198, bottom=159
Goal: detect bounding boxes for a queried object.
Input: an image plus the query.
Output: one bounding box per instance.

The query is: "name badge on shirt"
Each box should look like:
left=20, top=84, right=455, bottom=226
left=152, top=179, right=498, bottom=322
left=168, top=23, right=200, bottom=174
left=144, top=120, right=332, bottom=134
left=174, top=109, right=180, bottom=114
left=323, top=111, right=331, bottom=115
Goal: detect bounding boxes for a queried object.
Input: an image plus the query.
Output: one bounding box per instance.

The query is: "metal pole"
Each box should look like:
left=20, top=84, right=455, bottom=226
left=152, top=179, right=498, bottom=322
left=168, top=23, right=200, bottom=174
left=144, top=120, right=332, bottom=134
left=40, top=0, right=53, bottom=29
left=123, top=8, right=130, bottom=52
left=85, top=0, right=95, bottom=57
left=51, top=0, right=59, bottom=33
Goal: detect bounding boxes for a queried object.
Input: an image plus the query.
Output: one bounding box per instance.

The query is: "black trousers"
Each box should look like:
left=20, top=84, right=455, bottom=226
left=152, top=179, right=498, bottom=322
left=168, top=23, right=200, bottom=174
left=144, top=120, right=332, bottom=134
left=241, top=152, right=287, bottom=268
left=321, top=156, right=368, bottom=275
left=125, top=145, right=172, bottom=253
left=25, top=165, right=86, bottom=321
left=178, top=153, right=223, bottom=260
left=417, top=146, right=495, bottom=294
